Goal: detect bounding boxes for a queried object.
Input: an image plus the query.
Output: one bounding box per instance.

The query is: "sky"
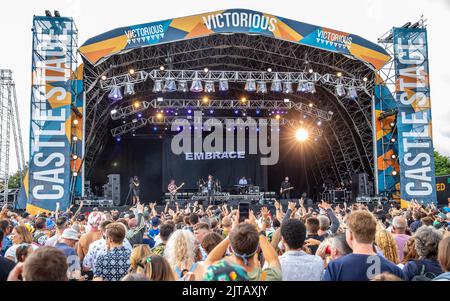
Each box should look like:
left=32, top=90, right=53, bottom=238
left=0, top=0, right=449, bottom=173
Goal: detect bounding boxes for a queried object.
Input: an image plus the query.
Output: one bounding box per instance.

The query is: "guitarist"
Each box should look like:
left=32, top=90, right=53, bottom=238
left=280, top=176, right=292, bottom=200
left=168, top=179, right=183, bottom=206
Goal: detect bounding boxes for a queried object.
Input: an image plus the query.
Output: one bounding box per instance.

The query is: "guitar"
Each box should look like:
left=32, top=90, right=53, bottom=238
left=280, top=187, right=294, bottom=194
left=170, top=182, right=185, bottom=195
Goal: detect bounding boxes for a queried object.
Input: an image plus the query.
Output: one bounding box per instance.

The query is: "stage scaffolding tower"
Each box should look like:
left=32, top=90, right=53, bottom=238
left=0, top=69, right=26, bottom=205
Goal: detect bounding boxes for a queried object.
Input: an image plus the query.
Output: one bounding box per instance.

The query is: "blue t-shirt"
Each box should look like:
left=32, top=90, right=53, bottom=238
left=402, top=259, right=443, bottom=280
left=322, top=254, right=405, bottom=281
left=55, top=242, right=77, bottom=258
left=1, top=237, right=12, bottom=257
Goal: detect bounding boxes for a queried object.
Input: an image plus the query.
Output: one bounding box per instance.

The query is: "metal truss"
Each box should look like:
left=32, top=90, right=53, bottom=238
left=81, top=33, right=376, bottom=183
left=0, top=70, right=26, bottom=202
left=110, top=115, right=323, bottom=138
left=111, top=98, right=333, bottom=121
left=100, top=69, right=367, bottom=91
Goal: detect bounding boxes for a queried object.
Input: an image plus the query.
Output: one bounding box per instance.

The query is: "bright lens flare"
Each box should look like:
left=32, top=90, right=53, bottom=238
left=295, top=128, right=309, bottom=142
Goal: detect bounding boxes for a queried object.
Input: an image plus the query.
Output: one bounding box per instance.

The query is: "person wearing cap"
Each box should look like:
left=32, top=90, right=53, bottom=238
left=434, top=213, right=447, bottom=230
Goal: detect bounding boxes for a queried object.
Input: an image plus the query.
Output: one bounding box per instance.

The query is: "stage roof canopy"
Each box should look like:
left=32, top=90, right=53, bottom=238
left=79, top=8, right=391, bottom=70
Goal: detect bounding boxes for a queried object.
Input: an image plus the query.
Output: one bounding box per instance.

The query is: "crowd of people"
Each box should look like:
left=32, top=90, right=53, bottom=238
left=0, top=198, right=449, bottom=281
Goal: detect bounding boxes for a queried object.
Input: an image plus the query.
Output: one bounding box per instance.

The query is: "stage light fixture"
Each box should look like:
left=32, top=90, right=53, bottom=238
left=241, top=97, right=247, bottom=104
left=113, top=162, right=118, bottom=167
left=116, top=137, right=121, bottom=142
left=124, top=82, right=135, bottom=96
left=101, top=75, right=107, bottom=81
left=72, top=136, right=78, bottom=142
left=392, top=170, right=398, bottom=176
left=132, top=118, right=137, bottom=123
left=205, top=81, right=215, bottom=93
left=256, top=81, right=267, bottom=94
left=202, top=96, right=209, bottom=104
left=209, top=109, right=214, bottom=114
left=153, top=80, right=163, bottom=93
left=164, top=78, right=177, bottom=92
left=306, top=82, right=316, bottom=94
left=271, top=75, right=282, bottom=93
left=347, top=86, right=358, bottom=99
left=391, top=137, right=396, bottom=143
left=391, top=154, right=397, bottom=159
left=390, top=122, right=396, bottom=128
left=309, top=103, right=314, bottom=108
left=108, top=86, right=123, bottom=101
left=245, top=79, right=257, bottom=92
left=177, top=80, right=188, bottom=92
left=297, top=80, right=307, bottom=93
left=234, top=109, right=239, bottom=115
left=157, top=97, right=164, bottom=102
left=336, top=84, right=346, bottom=97
left=219, top=79, right=229, bottom=92
left=187, top=109, right=192, bottom=114
left=73, top=172, right=78, bottom=177
left=54, top=10, right=61, bottom=17
left=72, top=154, right=78, bottom=160
left=73, top=119, right=79, bottom=125
left=203, top=67, right=209, bottom=73
left=283, top=81, right=294, bottom=94
left=129, top=68, right=135, bottom=75
left=308, top=68, right=314, bottom=74
left=317, top=121, right=322, bottom=126
left=137, top=113, right=142, bottom=118
left=190, top=78, right=203, bottom=92
left=159, top=66, right=165, bottom=71
left=256, top=109, right=261, bottom=115
left=156, top=112, right=163, bottom=119
left=133, top=101, right=140, bottom=108
left=337, top=72, right=343, bottom=77
left=295, top=128, right=309, bottom=142
left=267, top=68, right=272, bottom=73
left=275, top=114, right=281, bottom=120
left=363, top=77, right=368, bottom=82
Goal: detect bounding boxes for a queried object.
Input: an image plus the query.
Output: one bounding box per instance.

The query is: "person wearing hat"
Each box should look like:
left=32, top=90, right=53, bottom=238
left=56, top=228, right=80, bottom=258
left=434, top=212, right=448, bottom=230
left=55, top=228, right=82, bottom=280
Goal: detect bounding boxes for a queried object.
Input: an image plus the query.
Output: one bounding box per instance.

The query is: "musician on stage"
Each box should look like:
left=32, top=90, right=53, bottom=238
left=130, top=176, right=140, bottom=205
left=167, top=179, right=178, bottom=206
left=238, top=176, right=248, bottom=185
left=280, top=176, right=291, bottom=200
left=207, top=175, right=215, bottom=205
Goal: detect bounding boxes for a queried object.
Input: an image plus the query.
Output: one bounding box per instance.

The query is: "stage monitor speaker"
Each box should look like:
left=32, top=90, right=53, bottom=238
left=105, top=174, right=121, bottom=206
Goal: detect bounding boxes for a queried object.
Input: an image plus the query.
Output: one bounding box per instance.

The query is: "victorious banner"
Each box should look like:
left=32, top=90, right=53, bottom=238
left=23, top=16, right=79, bottom=214
left=393, top=27, right=437, bottom=206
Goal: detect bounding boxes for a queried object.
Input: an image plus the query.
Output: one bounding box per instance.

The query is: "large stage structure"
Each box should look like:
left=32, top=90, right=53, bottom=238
left=18, top=9, right=437, bottom=213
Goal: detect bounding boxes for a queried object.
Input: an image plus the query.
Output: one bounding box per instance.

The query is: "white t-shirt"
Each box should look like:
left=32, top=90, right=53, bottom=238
left=4, top=244, right=39, bottom=262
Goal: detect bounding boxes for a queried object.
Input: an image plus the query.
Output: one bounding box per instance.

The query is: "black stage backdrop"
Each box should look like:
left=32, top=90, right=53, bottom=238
left=91, top=136, right=163, bottom=204
left=91, top=130, right=321, bottom=203
left=162, top=137, right=267, bottom=191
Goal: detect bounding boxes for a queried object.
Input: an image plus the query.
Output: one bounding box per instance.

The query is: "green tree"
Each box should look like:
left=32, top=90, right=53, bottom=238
left=7, top=170, right=23, bottom=189
left=434, top=150, right=450, bottom=176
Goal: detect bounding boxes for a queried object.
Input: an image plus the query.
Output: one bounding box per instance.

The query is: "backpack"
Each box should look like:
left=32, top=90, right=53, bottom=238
left=411, top=263, right=437, bottom=281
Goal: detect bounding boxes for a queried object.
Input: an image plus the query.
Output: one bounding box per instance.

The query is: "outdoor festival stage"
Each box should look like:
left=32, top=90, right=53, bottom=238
left=17, top=9, right=439, bottom=214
